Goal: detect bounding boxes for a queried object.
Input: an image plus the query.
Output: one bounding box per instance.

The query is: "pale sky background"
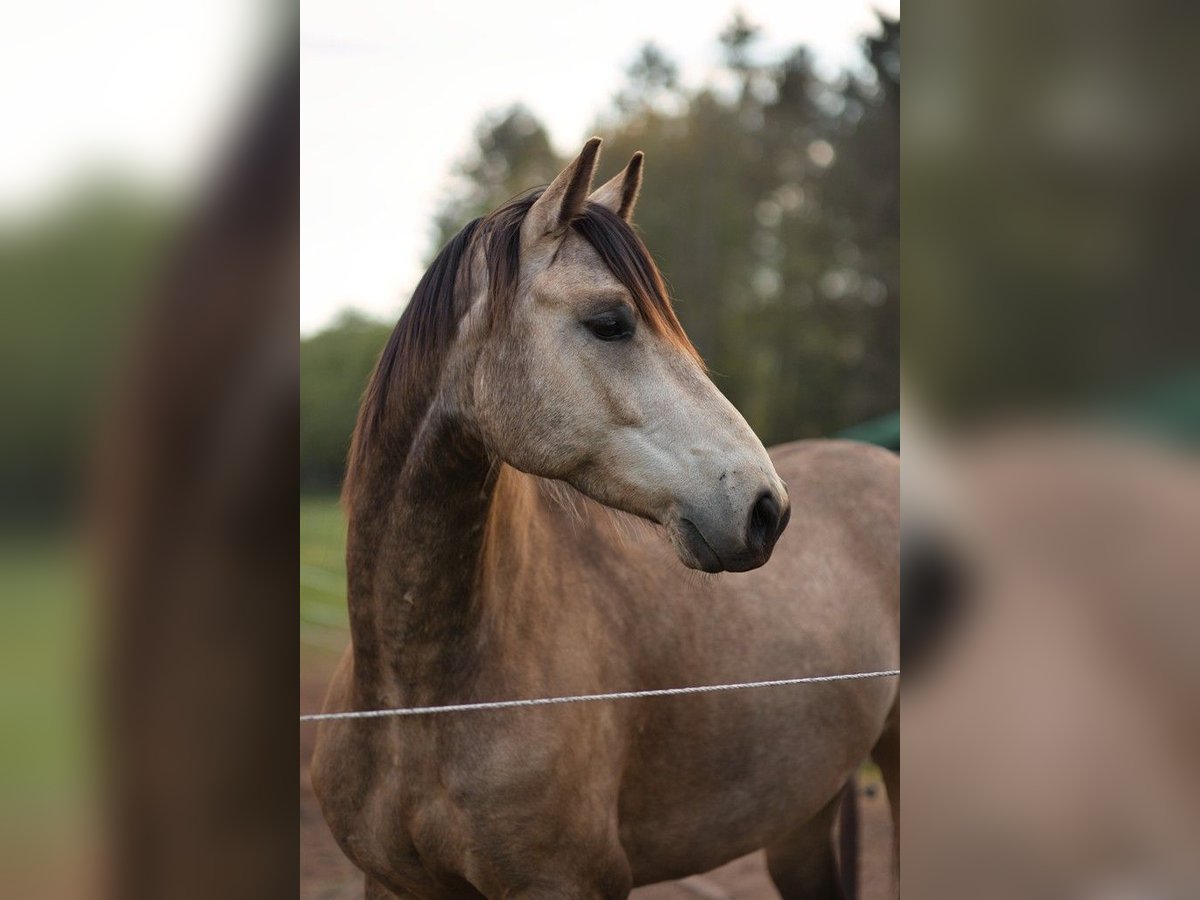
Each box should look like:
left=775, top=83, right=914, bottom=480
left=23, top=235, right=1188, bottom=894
left=0, top=1, right=277, bottom=214
left=301, top=0, right=899, bottom=335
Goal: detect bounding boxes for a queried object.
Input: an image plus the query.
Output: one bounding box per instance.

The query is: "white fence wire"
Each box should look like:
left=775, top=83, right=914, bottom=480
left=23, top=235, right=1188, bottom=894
left=300, top=669, right=900, bottom=722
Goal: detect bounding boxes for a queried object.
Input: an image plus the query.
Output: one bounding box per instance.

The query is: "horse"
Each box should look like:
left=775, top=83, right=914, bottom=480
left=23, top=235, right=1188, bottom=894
left=311, top=138, right=899, bottom=899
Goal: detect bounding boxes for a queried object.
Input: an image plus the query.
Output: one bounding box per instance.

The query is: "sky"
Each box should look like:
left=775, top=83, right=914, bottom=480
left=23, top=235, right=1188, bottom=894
left=0, top=1, right=276, bottom=215
left=300, top=1, right=899, bottom=335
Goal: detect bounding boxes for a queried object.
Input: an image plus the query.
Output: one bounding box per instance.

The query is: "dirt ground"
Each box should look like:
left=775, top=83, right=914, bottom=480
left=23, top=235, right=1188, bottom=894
left=300, top=645, right=895, bottom=899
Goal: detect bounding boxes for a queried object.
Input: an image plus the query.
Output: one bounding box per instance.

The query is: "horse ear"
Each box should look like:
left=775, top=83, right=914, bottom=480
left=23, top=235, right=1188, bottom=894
left=588, top=151, right=643, bottom=222
left=522, top=137, right=602, bottom=248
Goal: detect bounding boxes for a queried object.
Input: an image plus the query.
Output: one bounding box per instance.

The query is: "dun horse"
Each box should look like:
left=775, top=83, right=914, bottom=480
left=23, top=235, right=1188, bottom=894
left=312, top=139, right=899, bottom=898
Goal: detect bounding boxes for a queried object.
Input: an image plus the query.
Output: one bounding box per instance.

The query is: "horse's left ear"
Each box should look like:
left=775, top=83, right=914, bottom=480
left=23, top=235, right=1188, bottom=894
left=589, top=151, right=643, bottom=222
left=522, top=137, right=602, bottom=248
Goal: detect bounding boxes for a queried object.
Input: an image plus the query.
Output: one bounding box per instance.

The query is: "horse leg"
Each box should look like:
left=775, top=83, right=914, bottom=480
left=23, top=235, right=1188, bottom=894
left=838, top=779, right=860, bottom=900
left=872, top=700, right=900, bottom=890
left=764, top=788, right=846, bottom=900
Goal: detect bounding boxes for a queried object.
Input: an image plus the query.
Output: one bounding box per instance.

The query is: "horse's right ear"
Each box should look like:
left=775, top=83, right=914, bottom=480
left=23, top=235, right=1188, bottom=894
left=521, top=138, right=602, bottom=252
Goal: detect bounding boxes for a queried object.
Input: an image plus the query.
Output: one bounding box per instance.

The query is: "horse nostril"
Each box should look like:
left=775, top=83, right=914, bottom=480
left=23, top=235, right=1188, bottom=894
left=747, top=491, right=783, bottom=556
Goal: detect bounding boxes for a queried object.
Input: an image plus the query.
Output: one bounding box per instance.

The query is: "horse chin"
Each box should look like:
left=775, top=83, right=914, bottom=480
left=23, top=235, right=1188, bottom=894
left=670, top=516, right=782, bottom=574
left=673, top=518, right=726, bottom=574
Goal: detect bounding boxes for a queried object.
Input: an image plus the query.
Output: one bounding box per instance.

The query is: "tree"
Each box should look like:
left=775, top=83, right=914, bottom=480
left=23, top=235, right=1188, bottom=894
left=430, top=106, right=563, bottom=254
left=300, top=311, right=392, bottom=490
left=719, top=10, right=762, bottom=99
left=615, top=43, right=680, bottom=116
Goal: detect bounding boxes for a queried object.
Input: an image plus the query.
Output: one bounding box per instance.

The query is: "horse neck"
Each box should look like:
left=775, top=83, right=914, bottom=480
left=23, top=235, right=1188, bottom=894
left=343, top=377, right=505, bottom=697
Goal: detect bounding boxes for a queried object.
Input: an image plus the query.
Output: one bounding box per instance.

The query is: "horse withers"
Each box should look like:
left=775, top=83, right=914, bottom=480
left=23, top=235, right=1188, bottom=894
left=311, top=139, right=899, bottom=898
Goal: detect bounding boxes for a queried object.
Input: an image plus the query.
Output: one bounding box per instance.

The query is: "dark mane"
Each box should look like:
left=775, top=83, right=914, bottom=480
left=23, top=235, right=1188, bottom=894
left=343, top=189, right=699, bottom=498
left=342, top=216, right=480, bottom=501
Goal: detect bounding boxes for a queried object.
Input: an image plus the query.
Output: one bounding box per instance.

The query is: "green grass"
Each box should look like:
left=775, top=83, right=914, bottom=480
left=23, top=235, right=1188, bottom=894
left=300, top=495, right=350, bottom=652
left=0, top=537, right=91, bottom=819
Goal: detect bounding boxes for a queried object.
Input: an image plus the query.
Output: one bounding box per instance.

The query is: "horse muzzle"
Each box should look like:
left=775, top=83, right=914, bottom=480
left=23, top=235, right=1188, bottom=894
left=673, top=486, right=791, bottom=573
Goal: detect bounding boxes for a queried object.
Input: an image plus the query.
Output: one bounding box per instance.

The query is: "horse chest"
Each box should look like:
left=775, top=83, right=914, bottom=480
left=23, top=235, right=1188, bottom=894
left=346, top=716, right=627, bottom=893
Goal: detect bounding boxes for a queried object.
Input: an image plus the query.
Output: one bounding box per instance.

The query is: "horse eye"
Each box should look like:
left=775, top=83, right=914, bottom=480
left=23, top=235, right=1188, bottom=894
left=585, top=309, right=635, bottom=342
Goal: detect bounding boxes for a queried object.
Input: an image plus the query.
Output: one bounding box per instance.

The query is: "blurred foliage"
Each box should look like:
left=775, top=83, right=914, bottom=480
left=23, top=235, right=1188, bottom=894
left=300, top=310, right=391, bottom=490
left=903, top=0, right=1200, bottom=424
left=0, top=182, right=176, bottom=522
left=430, top=107, right=564, bottom=249
left=305, top=13, right=900, bottom=490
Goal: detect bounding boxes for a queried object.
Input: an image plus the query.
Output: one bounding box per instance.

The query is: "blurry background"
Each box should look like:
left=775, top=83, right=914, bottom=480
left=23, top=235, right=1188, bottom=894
left=0, top=4, right=290, bottom=898
left=903, top=1, right=1200, bottom=896
left=1, top=1, right=279, bottom=522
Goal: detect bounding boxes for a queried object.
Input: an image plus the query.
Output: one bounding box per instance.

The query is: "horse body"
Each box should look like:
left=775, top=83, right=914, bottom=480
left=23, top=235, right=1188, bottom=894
left=315, top=444, right=896, bottom=897
left=311, top=140, right=898, bottom=898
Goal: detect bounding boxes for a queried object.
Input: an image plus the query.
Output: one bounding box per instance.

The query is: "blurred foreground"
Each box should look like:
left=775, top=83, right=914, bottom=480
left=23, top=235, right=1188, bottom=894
left=904, top=424, right=1200, bottom=897
left=903, top=0, right=1200, bottom=895
left=1, top=15, right=297, bottom=900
